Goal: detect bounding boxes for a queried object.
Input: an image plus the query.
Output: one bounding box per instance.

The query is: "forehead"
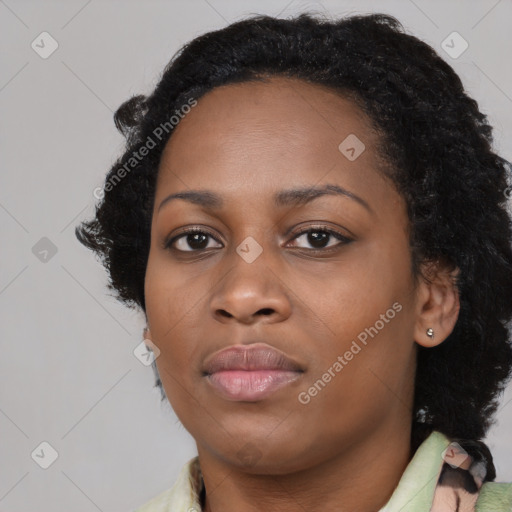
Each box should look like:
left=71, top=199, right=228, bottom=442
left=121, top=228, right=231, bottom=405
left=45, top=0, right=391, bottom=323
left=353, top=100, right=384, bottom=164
left=156, top=76, right=386, bottom=200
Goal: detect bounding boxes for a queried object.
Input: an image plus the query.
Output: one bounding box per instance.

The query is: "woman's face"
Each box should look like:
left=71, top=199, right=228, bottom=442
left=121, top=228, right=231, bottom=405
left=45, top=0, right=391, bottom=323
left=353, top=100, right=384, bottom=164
left=144, top=77, right=421, bottom=473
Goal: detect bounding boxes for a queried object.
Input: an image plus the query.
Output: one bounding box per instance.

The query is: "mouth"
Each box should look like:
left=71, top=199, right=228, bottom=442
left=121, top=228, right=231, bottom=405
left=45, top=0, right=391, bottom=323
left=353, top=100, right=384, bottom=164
left=202, top=343, right=304, bottom=402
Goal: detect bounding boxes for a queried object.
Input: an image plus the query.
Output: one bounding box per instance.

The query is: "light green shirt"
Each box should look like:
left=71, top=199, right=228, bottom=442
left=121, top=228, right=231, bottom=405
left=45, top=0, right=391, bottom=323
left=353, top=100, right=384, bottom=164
left=135, top=431, right=512, bottom=511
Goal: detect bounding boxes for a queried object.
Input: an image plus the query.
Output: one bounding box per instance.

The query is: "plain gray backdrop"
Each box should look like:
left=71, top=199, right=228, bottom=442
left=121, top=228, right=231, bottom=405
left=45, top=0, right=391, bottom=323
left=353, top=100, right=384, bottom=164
left=1, top=0, right=511, bottom=511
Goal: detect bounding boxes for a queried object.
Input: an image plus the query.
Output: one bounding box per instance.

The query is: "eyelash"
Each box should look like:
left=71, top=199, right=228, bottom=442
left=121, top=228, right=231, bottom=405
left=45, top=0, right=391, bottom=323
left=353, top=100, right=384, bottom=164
left=164, top=225, right=353, bottom=254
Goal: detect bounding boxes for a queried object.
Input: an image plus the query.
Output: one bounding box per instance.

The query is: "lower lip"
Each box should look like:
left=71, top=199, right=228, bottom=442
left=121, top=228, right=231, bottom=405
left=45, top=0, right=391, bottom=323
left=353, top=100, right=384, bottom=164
left=205, top=370, right=302, bottom=401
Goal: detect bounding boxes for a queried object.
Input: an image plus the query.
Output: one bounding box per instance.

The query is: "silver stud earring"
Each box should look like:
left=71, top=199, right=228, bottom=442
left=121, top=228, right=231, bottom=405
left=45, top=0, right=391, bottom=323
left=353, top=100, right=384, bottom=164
left=426, top=328, right=434, bottom=339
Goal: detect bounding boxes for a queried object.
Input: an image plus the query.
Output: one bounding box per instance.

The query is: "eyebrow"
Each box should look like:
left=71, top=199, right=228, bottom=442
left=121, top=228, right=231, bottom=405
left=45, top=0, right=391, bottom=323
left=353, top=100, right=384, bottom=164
left=158, top=184, right=373, bottom=214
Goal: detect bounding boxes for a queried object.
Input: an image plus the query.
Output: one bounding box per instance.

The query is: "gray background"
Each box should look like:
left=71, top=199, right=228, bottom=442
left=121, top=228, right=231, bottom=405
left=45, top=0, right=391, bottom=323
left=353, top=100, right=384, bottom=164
left=1, top=0, right=511, bottom=510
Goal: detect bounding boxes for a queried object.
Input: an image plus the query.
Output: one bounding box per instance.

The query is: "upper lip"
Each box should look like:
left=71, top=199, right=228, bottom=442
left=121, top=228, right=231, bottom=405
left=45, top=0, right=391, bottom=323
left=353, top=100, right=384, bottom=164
left=203, top=343, right=304, bottom=375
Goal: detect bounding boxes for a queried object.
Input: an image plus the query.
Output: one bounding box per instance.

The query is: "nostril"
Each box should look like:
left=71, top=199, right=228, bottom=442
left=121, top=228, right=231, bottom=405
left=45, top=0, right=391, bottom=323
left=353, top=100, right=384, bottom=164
left=215, top=308, right=275, bottom=320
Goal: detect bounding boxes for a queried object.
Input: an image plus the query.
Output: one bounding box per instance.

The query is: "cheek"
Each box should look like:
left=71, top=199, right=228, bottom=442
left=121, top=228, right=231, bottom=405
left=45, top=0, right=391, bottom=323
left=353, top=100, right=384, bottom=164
left=293, top=231, right=416, bottom=408
left=144, top=254, right=201, bottom=370
left=298, top=233, right=413, bottom=341
left=145, top=246, right=203, bottom=326
left=145, top=259, right=202, bottom=417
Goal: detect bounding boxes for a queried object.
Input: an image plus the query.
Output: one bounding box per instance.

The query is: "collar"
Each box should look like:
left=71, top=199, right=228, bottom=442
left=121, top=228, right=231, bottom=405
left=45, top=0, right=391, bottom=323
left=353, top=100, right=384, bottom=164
left=135, top=430, right=501, bottom=512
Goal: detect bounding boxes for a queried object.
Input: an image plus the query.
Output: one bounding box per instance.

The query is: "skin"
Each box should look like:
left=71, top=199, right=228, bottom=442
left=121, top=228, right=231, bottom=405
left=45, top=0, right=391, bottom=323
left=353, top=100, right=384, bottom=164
left=144, top=76, right=460, bottom=512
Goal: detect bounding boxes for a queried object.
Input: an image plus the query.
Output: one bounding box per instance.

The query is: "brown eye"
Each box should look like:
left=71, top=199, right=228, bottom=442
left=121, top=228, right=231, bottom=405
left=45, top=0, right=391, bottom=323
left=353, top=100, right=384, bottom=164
left=166, top=228, right=222, bottom=252
left=289, top=227, right=352, bottom=251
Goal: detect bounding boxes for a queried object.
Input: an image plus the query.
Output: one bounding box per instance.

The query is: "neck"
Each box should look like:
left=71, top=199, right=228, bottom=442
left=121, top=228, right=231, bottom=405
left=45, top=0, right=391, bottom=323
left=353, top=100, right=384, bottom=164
left=199, top=421, right=413, bottom=512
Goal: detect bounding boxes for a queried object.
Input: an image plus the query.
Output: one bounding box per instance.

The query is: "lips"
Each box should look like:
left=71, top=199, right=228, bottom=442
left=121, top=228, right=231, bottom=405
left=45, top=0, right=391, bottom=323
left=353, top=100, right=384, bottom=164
left=203, top=344, right=303, bottom=374
left=203, top=343, right=304, bottom=401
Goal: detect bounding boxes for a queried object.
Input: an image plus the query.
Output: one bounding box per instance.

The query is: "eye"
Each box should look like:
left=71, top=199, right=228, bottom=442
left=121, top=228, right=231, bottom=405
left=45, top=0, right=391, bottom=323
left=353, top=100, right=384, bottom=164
left=164, top=225, right=353, bottom=254
left=288, top=226, right=352, bottom=251
left=165, top=227, right=223, bottom=252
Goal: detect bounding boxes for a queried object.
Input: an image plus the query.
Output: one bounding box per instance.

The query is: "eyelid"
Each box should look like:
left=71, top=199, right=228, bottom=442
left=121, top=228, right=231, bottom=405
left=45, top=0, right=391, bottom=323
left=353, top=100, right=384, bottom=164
left=285, top=221, right=356, bottom=240
left=288, top=224, right=353, bottom=241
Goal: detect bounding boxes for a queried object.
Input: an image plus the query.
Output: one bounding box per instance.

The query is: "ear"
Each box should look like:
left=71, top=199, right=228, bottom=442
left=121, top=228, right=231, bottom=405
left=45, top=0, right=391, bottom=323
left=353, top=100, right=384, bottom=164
left=142, top=325, right=161, bottom=357
left=143, top=326, right=152, bottom=341
left=413, top=261, right=461, bottom=348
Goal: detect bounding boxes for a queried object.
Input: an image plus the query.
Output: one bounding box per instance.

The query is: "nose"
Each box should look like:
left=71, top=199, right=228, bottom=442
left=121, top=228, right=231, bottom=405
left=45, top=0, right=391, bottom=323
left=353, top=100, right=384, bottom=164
left=209, top=254, right=292, bottom=325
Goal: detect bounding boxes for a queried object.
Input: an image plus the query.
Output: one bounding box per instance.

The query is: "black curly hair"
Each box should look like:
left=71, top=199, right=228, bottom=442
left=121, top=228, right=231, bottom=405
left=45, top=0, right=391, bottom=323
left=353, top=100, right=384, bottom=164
left=76, top=12, right=512, bottom=473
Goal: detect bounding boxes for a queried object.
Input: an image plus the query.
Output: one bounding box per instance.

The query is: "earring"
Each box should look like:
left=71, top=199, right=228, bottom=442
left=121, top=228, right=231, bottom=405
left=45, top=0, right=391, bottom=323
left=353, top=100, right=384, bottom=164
left=426, top=328, right=434, bottom=339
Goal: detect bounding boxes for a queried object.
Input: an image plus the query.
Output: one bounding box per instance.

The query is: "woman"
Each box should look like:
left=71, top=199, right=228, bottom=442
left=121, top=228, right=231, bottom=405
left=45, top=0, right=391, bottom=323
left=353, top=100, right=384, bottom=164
left=76, top=12, right=512, bottom=512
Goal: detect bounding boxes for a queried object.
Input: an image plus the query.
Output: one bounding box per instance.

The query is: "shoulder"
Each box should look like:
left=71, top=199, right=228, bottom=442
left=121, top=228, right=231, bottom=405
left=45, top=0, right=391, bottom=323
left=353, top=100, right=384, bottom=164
left=475, top=481, right=512, bottom=512
left=427, top=431, right=512, bottom=512
left=134, top=456, right=203, bottom=512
